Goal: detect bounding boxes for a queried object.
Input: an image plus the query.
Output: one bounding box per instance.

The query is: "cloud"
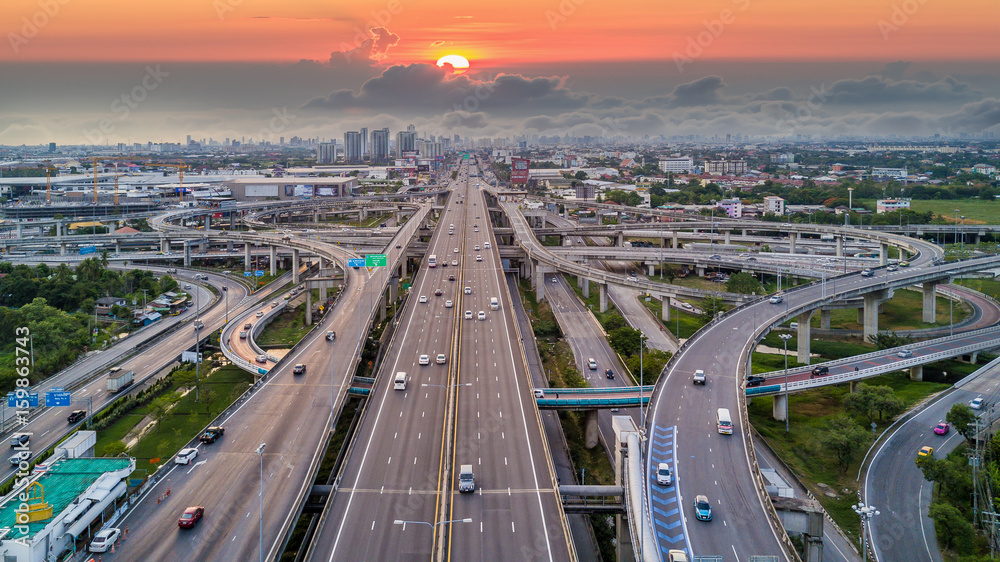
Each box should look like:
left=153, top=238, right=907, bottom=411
left=938, top=97, right=1000, bottom=132
left=328, top=26, right=399, bottom=68
left=825, top=75, right=979, bottom=104
left=874, top=60, right=911, bottom=80
left=748, top=87, right=794, bottom=101
left=430, top=40, right=445, bottom=47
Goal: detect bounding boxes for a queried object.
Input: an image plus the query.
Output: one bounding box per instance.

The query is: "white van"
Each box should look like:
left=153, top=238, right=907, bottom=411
left=489, top=297, right=499, bottom=310
left=717, top=408, right=733, bottom=435
left=394, top=372, right=407, bottom=390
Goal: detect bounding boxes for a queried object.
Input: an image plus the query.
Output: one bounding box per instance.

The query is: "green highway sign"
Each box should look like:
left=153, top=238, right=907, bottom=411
left=365, top=254, right=387, bottom=267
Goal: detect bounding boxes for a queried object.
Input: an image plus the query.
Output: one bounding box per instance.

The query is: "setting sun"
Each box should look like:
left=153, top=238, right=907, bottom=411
left=436, top=54, right=470, bottom=74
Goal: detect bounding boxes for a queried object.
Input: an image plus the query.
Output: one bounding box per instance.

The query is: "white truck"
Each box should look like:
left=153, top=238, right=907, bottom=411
left=106, top=369, right=135, bottom=393
left=693, top=369, right=706, bottom=385
left=458, top=464, right=475, bottom=492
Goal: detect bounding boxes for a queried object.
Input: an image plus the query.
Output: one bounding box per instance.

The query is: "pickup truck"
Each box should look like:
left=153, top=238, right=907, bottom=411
left=693, top=370, right=706, bottom=385
left=199, top=426, right=225, bottom=444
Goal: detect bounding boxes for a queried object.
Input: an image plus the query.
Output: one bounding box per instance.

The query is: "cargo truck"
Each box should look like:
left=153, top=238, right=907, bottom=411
left=106, top=370, right=135, bottom=393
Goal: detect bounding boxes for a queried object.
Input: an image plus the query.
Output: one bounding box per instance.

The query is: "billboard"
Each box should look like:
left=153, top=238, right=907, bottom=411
left=417, top=164, right=429, bottom=172
left=511, top=157, right=530, bottom=184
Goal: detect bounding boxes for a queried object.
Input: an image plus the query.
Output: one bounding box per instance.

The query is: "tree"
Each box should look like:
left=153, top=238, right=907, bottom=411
left=699, top=296, right=728, bottom=323
left=820, top=416, right=868, bottom=472
left=608, top=326, right=642, bottom=357
left=725, top=272, right=763, bottom=294
left=867, top=331, right=913, bottom=350
left=928, top=502, right=975, bottom=553
left=842, top=383, right=904, bottom=423
left=661, top=264, right=678, bottom=284
left=574, top=170, right=587, bottom=181
left=946, top=403, right=978, bottom=442
left=149, top=396, right=171, bottom=432
left=601, top=314, right=626, bottom=332
left=102, top=441, right=129, bottom=457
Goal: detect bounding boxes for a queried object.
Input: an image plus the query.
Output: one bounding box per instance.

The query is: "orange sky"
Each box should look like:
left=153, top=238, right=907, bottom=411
left=2, top=0, right=997, bottom=64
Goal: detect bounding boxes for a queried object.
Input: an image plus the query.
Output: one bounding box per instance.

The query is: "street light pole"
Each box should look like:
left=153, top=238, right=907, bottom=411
left=779, top=333, right=792, bottom=434
left=852, top=501, right=880, bottom=562
left=195, top=287, right=200, bottom=401
left=256, top=442, right=266, bottom=562
left=960, top=215, right=966, bottom=257
left=222, top=285, right=228, bottom=325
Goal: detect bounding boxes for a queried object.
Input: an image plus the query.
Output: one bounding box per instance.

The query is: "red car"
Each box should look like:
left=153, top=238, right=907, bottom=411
left=178, top=506, right=204, bottom=529
left=934, top=422, right=950, bottom=435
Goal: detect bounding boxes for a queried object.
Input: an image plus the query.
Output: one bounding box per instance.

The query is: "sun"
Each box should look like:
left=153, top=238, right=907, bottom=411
left=436, top=54, right=470, bottom=74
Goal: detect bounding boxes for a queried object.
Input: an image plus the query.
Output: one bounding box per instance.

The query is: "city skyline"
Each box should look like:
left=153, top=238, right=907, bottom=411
left=1, top=1, right=999, bottom=145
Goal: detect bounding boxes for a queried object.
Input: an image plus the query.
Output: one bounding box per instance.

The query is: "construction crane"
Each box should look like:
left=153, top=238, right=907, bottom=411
left=160, top=160, right=188, bottom=202
left=44, top=160, right=56, bottom=205
left=92, top=156, right=99, bottom=204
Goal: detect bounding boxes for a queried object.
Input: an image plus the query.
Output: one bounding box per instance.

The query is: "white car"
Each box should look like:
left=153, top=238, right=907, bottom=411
left=445, top=300, right=453, bottom=308
left=419, top=295, right=428, bottom=303
left=484, top=242, right=490, bottom=249
left=419, top=354, right=430, bottom=366
left=897, top=349, right=912, bottom=358
left=451, top=259, right=458, bottom=266
left=656, top=462, right=673, bottom=486
left=454, top=248, right=459, bottom=253
left=175, top=448, right=199, bottom=465
left=436, top=353, right=447, bottom=364
left=89, top=528, right=122, bottom=553
left=476, top=255, right=482, bottom=262
left=681, top=302, right=693, bottom=310
left=551, top=276, right=558, bottom=283
left=971, top=396, right=985, bottom=410
left=464, top=286, right=472, bottom=295
left=474, top=245, right=480, bottom=251
left=477, top=311, right=486, bottom=321
left=769, top=295, right=783, bottom=304
left=464, top=310, right=473, bottom=320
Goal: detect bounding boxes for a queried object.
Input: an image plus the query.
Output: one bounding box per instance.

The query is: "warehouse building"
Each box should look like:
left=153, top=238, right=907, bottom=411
left=223, top=177, right=358, bottom=200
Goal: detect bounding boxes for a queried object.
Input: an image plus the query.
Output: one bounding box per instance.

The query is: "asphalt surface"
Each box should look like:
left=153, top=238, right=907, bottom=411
left=866, top=360, right=1000, bottom=562
left=308, top=165, right=570, bottom=560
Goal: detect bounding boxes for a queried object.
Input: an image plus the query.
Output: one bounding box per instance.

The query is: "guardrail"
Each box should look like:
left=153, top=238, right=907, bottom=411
left=541, top=386, right=655, bottom=395
left=536, top=397, right=650, bottom=407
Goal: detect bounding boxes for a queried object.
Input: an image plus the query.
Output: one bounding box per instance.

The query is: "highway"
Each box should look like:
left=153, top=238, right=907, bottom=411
left=309, top=164, right=571, bottom=560
left=865, top=358, right=1000, bottom=562
left=115, top=208, right=425, bottom=559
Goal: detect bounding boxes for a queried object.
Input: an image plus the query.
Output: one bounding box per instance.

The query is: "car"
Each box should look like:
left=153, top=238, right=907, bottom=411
left=193, top=321, right=204, bottom=331
left=934, top=422, right=950, bottom=435
left=769, top=295, right=783, bottom=304
left=710, top=254, right=721, bottom=260
left=887, top=264, right=898, bottom=271
left=746, top=257, right=758, bottom=262
left=244, top=323, right=252, bottom=330
left=419, top=354, right=430, bottom=365
left=476, top=255, right=482, bottom=261
left=681, top=302, right=693, bottom=310
left=293, top=364, right=306, bottom=375
left=861, top=269, right=874, bottom=277
left=88, top=528, right=122, bottom=553
left=900, top=260, right=910, bottom=267
left=271, top=301, right=278, bottom=308
left=184, top=284, right=192, bottom=290
left=419, top=295, right=428, bottom=303
left=477, top=311, right=486, bottom=320
left=436, top=353, right=447, bottom=364
left=484, top=242, right=490, bottom=249
left=255, top=354, right=267, bottom=364
left=199, top=426, right=225, bottom=444
left=451, top=260, right=458, bottom=266
left=396, top=244, right=401, bottom=249
left=551, top=276, right=558, bottom=283
left=897, top=349, right=912, bottom=358
left=256, top=311, right=264, bottom=318
left=474, top=245, right=480, bottom=251
left=667, top=550, right=690, bottom=562
left=971, top=396, right=985, bottom=409
left=693, top=495, right=713, bottom=521
left=454, top=248, right=459, bottom=253
left=746, top=375, right=766, bottom=387
left=464, top=286, right=472, bottom=295
left=656, top=462, right=673, bottom=486
left=464, top=310, right=473, bottom=320
left=445, top=300, right=453, bottom=308
left=239, top=331, right=248, bottom=339
left=67, top=410, right=87, bottom=423
left=326, top=330, right=336, bottom=341
left=175, top=448, right=198, bottom=465
left=434, top=289, right=443, bottom=296
left=587, top=358, right=597, bottom=370
left=811, top=365, right=830, bottom=377
left=448, top=274, right=455, bottom=281
left=9, top=434, right=29, bottom=448
left=605, top=369, right=615, bottom=380
left=178, top=506, right=204, bottom=529
left=917, top=445, right=934, bottom=458
left=474, top=228, right=479, bottom=233
left=441, top=262, right=447, bottom=268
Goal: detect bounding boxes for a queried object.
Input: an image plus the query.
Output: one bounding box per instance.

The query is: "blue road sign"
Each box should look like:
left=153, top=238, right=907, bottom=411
left=79, top=246, right=97, bottom=255
left=7, top=392, right=39, bottom=408
left=45, top=390, right=72, bottom=407
left=244, top=272, right=252, bottom=277
left=348, top=258, right=365, bottom=268
left=254, top=270, right=265, bottom=277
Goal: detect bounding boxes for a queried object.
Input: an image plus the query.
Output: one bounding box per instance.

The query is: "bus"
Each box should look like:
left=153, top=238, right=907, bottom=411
left=854, top=252, right=878, bottom=258
left=428, top=255, right=437, bottom=268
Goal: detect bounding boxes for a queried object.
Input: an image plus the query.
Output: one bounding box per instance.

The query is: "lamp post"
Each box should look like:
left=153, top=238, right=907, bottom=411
left=960, top=215, right=966, bottom=257
left=194, top=287, right=201, bottom=401
left=779, top=333, right=793, bottom=433
left=222, top=285, right=228, bottom=324
left=954, top=209, right=960, bottom=249
left=639, top=334, right=647, bottom=430
left=852, top=501, right=880, bottom=562
left=256, top=442, right=266, bottom=562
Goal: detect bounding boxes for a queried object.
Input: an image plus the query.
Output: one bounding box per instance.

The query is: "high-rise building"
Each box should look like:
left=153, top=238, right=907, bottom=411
left=48, top=142, right=56, bottom=153
left=370, top=128, right=390, bottom=164
left=359, top=127, right=368, bottom=158
left=344, top=132, right=363, bottom=163
left=396, top=131, right=417, bottom=158
left=418, top=140, right=443, bottom=160
left=317, top=142, right=336, bottom=164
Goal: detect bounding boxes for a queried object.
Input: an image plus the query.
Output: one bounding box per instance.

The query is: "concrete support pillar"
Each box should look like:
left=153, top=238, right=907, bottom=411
left=16, top=223, right=22, bottom=238
left=863, top=291, right=890, bottom=341
left=583, top=278, right=590, bottom=299
left=696, top=266, right=705, bottom=277
left=724, top=230, right=731, bottom=245
left=922, top=281, right=938, bottom=323
left=292, top=249, right=300, bottom=284
left=879, top=243, right=888, bottom=266
left=797, top=310, right=815, bottom=365
left=319, top=285, right=327, bottom=302
left=306, top=289, right=312, bottom=325
left=161, top=239, right=170, bottom=253
left=648, top=263, right=655, bottom=276
left=184, top=244, right=191, bottom=267
left=227, top=241, right=234, bottom=252
left=401, top=258, right=408, bottom=278
left=379, top=295, right=386, bottom=322
left=115, top=241, right=121, bottom=254
left=616, top=233, right=624, bottom=247
left=388, top=279, right=397, bottom=303
left=909, top=365, right=923, bottom=381
left=662, top=298, right=670, bottom=321
left=821, top=309, right=831, bottom=329
left=672, top=233, right=678, bottom=249
left=857, top=307, right=864, bottom=325
left=204, top=216, right=211, bottom=231
left=850, top=381, right=858, bottom=393
left=244, top=244, right=251, bottom=270
left=584, top=409, right=600, bottom=449
left=60, top=243, right=67, bottom=255
left=269, top=246, right=277, bottom=277
left=772, top=394, right=788, bottom=422
left=230, top=213, right=235, bottom=229
left=313, top=210, right=319, bottom=222
left=535, top=265, right=546, bottom=302
left=599, top=283, right=608, bottom=312
left=789, top=232, right=797, bottom=255
left=836, top=236, right=844, bottom=258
